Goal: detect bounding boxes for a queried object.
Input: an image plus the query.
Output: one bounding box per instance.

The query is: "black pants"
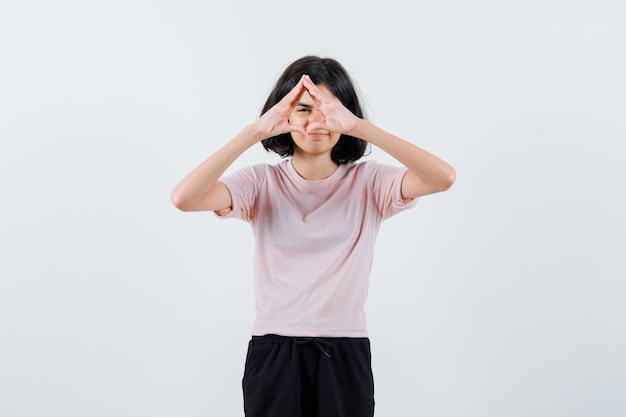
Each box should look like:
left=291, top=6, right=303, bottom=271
left=242, top=334, right=375, bottom=417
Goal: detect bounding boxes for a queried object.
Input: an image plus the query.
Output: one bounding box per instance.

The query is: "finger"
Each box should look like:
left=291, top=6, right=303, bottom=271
left=303, top=76, right=332, bottom=106
left=288, top=123, right=306, bottom=135
left=305, top=121, right=329, bottom=133
left=302, top=75, right=320, bottom=95
left=272, top=82, right=305, bottom=119
left=302, top=78, right=323, bottom=105
left=303, top=75, right=326, bottom=96
left=282, top=76, right=306, bottom=104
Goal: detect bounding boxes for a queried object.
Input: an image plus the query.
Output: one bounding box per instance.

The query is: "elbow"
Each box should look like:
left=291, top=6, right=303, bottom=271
left=439, top=167, right=456, bottom=191
left=430, top=166, right=456, bottom=193
left=170, top=189, right=191, bottom=212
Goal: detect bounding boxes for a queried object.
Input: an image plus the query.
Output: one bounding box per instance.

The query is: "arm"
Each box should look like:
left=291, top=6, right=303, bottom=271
left=171, top=76, right=308, bottom=212
left=170, top=126, right=261, bottom=212
left=302, top=75, right=456, bottom=199
left=351, top=120, right=456, bottom=199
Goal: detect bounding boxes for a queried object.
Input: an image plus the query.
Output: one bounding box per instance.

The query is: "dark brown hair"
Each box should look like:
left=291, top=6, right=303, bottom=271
left=260, top=56, right=368, bottom=164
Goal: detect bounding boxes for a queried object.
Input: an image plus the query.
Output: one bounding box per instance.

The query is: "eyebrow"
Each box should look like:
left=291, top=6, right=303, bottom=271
left=296, top=102, right=314, bottom=109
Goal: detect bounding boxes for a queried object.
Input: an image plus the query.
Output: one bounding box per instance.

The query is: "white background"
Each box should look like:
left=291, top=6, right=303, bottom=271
left=1, top=0, right=625, bottom=416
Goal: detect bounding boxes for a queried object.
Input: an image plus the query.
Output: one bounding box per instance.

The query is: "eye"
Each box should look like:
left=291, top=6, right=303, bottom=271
left=297, top=108, right=311, bottom=113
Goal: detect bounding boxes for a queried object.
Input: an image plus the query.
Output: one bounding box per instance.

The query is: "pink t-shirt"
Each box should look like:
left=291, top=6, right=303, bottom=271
left=217, top=159, right=417, bottom=337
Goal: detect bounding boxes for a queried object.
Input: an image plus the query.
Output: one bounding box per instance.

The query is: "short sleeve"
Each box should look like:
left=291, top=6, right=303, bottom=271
left=213, top=164, right=268, bottom=222
left=364, top=161, right=419, bottom=220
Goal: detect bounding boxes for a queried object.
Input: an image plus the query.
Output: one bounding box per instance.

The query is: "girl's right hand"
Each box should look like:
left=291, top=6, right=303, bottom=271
left=253, top=75, right=307, bottom=140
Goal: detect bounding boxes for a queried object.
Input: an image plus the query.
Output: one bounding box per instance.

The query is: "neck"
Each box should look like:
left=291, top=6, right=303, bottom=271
left=290, top=154, right=339, bottom=180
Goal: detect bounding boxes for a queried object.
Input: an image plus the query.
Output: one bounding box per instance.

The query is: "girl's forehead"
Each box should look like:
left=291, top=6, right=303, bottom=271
left=299, top=90, right=315, bottom=104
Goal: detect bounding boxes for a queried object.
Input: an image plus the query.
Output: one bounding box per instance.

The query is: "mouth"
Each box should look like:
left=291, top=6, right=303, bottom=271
left=306, top=131, right=329, bottom=140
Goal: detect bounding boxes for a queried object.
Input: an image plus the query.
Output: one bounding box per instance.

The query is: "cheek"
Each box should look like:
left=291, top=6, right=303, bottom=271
left=290, top=131, right=305, bottom=142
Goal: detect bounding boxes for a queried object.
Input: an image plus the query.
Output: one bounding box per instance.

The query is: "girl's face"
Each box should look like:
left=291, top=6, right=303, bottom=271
left=288, top=85, right=341, bottom=159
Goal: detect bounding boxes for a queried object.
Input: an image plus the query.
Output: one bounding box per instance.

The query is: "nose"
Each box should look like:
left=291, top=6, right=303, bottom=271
left=308, top=109, right=326, bottom=124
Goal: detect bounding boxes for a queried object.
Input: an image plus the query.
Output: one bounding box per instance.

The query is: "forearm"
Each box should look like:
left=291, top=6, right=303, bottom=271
left=352, top=119, right=456, bottom=192
left=170, top=124, right=264, bottom=210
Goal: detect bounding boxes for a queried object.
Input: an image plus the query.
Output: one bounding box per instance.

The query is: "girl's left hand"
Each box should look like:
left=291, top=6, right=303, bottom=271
left=302, top=75, right=360, bottom=136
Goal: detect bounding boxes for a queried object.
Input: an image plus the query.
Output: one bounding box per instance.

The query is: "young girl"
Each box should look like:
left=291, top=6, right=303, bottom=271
left=171, top=56, right=455, bottom=417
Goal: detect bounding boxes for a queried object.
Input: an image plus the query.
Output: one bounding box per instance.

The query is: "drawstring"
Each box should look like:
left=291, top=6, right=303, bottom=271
left=294, top=338, right=333, bottom=358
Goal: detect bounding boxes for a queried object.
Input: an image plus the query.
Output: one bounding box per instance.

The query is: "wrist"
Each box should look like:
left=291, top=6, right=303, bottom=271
left=350, top=118, right=371, bottom=141
left=241, top=123, right=267, bottom=145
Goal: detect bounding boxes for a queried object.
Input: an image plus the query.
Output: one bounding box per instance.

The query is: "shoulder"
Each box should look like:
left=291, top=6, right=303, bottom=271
left=224, top=163, right=271, bottom=181
left=218, top=163, right=273, bottom=195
